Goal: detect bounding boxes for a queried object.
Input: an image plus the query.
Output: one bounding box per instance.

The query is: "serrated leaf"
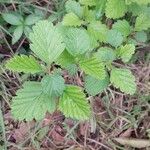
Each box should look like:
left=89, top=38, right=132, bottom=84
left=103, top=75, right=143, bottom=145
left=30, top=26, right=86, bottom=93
left=79, top=0, right=96, bottom=6
left=59, top=85, right=91, bottom=120
left=88, top=21, right=108, bottom=42
left=29, top=20, right=65, bottom=64
left=12, top=82, right=56, bottom=121
left=106, top=29, right=123, bottom=48
left=112, top=20, right=132, bottom=37
left=41, top=74, right=65, bottom=97
left=56, top=50, right=75, bottom=67
left=6, top=55, right=43, bottom=74
left=105, top=0, right=127, bottom=19
left=62, top=13, right=83, bottom=27
left=117, top=44, right=135, bottom=63
left=25, top=14, right=41, bottom=25
left=85, top=74, right=109, bottom=96
left=95, top=47, right=116, bottom=62
left=128, top=3, right=147, bottom=16
left=2, top=13, right=23, bottom=25
left=65, top=0, right=83, bottom=18
left=135, top=13, right=150, bottom=31
left=95, top=47, right=116, bottom=63
left=87, top=31, right=99, bottom=50
left=64, top=28, right=91, bottom=56
left=79, top=57, right=106, bottom=80
left=135, top=31, right=147, bottom=43
left=66, top=64, right=78, bottom=76
left=56, top=50, right=77, bottom=75
left=83, top=7, right=97, bottom=22
left=127, top=38, right=138, bottom=46
left=12, top=26, right=23, bottom=45
left=110, top=68, right=136, bottom=95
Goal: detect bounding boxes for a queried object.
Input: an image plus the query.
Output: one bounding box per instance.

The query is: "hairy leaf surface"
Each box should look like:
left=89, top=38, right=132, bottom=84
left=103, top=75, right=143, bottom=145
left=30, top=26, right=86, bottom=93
left=106, top=29, right=123, bottom=48
left=85, top=74, right=109, bottom=96
left=135, top=13, right=150, bottom=31
left=105, top=0, right=127, bottom=19
left=95, top=47, right=116, bottom=62
left=41, top=74, right=65, bottom=97
left=79, top=57, right=106, bottom=80
left=110, top=68, right=136, bottom=95
left=59, top=85, right=91, bottom=120
left=62, top=12, right=83, bottom=27
left=29, top=20, right=65, bottom=64
left=6, top=55, right=42, bottom=74
left=117, top=44, right=135, bottom=62
left=12, top=82, right=56, bottom=121
left=65, top=0, right=83, bottom=18
left=64, top=28, right=91, bottom=56
left=57, top=50, right=75, bottom=67
left=112, top=20, right=132, bottom=37
left=88, top=21, right=108, bottom=42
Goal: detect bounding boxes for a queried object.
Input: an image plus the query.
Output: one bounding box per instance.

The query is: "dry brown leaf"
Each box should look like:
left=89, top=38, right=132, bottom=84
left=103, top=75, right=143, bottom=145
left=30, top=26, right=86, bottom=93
left=119, top=128, right=133, bottom=138
left=114, top=137, right=150, bottom=148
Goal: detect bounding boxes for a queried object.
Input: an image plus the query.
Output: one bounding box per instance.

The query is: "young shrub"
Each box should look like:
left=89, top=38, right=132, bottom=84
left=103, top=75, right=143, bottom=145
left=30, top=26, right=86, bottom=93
left=5, top=0, right=150, bottom=121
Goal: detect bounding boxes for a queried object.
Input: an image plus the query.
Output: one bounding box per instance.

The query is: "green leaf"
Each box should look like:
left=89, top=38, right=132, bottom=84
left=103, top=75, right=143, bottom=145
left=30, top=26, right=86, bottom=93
left=135, top=31, right=147, bottom=43
left=105, top=0, right=127, bottom=19
left=41, top=74, right=65, bottom=97
left=87, top=31, right=99, bottom=50
left=29, top=20, right=65, bottom=64
left=116, top=44, right=135, bottom=63
left=62, top=13, right=83, bottom=27
left=127, top=38, right=138, bottom=46
left=56, top=50, right=75, bottom=67
left=106, top=29, right=123, bottom=48
left=12, top=82, right=56, bottom=121
left=79, top=57, right=106, bottom=80
left=88, top=21, right=108, bottom=42
left=24, top=26, right=32, bottom=38
left=56, top=50, right=77, bottom=75
left=66, top=64, right=78, bottom=76
left=59, top=85, right=91, bottom=120
left=12, top=26, right=23, bottom=45
left=96, top=0, right=107, bottom=13
left=110, top=68, right=136, bottom=95
left=2, top=13, right=23, bottom=25
left=65, top=0, right=83, bottom=18
left=112, top=20, right=132, bottom=37
left=79, top=0, right=96, bottom=6
left=128, top=3, right=147, bottom=16
left=64, top=28, right=91, bottom=56
left=25, top=14, right=41, bottom=25
left=85, top=74, right=109, bottom=96
left=135, top=13, right=150, bottom=31
left=95, top=47, right=116, bottom=62
left=83, top=7, right=96, bottom=22
left=132, top=0, right=150, bottom=5
left=6, top=55, right=43, bottom=74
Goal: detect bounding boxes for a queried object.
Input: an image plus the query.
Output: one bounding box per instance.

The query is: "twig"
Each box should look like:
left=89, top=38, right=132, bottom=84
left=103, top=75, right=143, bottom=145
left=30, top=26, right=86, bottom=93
left=87, top=138, right=112, bottom=150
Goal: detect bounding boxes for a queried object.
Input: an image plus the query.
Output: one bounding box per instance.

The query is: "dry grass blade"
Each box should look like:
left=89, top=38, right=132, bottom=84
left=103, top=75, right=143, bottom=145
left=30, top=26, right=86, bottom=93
left=114, top=137, right=150, bottom=148
left=0, top=103, right=7, bottom=150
